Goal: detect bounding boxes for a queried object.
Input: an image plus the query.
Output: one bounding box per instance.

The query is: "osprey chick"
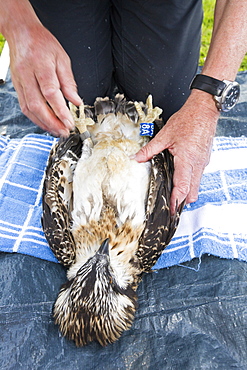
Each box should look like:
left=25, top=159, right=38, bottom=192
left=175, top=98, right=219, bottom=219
left=42, top=94, right=183, bottom=347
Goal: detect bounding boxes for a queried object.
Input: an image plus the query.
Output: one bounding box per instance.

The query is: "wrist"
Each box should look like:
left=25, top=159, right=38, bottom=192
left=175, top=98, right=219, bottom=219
left=190, top=74, right=240, bottom=113
left=189, top=89, right=220, bottom=117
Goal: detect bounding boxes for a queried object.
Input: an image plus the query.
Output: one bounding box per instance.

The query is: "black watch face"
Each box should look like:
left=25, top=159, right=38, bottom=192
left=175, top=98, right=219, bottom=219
left=221, top=84, right=240, bottom=112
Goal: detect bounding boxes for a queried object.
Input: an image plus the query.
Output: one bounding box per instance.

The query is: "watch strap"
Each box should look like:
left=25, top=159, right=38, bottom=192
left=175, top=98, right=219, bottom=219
left=190, top=74, right=226, bottom=96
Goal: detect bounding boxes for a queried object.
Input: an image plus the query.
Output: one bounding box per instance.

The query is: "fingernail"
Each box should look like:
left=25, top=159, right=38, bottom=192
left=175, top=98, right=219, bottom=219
left=59, top=128, right=70, bottom=138
left=63, top=119, right=75, bottom=130
left=71, top=91, right=82, bottom=105
left=129, top=154, right=136, bottom=160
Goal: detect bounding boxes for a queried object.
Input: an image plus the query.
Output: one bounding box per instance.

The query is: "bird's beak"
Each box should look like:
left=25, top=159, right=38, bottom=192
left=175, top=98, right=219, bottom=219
left=98, top=238, right=110, bottom=255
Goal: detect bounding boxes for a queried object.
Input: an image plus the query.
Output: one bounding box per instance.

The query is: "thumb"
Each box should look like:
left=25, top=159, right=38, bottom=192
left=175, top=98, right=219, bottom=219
left=134, top=133, right=168, bottom=163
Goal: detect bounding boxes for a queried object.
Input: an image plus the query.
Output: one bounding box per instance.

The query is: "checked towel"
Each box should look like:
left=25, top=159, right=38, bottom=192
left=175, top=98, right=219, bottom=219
left=0, top=134, right=247, bottom=269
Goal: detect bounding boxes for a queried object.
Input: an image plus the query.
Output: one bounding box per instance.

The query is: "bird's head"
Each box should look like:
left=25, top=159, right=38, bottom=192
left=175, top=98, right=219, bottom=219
left=53, top=238, right=138, bottom=346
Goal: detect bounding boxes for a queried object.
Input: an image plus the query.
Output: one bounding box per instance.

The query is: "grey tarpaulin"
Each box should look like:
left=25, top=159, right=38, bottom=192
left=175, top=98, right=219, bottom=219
left=0, top=71, right=247, bottom=369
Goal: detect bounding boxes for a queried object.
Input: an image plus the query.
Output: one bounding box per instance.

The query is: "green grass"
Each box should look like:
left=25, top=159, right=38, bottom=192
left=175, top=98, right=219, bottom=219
left=0, top=0, right=247, bottom=70
left=200, top=0, right=216, bottom=66
left=0, top=33, right=5, bottom=54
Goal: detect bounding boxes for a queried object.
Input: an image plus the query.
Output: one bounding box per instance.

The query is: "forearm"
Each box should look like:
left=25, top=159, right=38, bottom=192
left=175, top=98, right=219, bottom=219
left=202, top=0, right=247, bottom=80
left=0, top=0, right=42, bottom=43
left=187, top=0, right=247, bottom=125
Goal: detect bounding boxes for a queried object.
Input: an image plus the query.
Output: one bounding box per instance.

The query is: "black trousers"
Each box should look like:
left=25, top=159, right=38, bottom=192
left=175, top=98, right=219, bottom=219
left=30, top=0, right=202, bottom=122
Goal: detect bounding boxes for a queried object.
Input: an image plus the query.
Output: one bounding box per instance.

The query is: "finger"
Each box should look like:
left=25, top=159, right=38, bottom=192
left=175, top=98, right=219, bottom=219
left=170, top=157, right=193, bottom=215
left=35, top=67, right=76, bottom=130
left=56, top=57, right=82, bottom=106
left=185, top=145, right=213, bottom=204
left=134, top=131, right=168, bottom=162
left=11, top=74, right=47, bottom=131
left=16, top=74, right=70, bottom=137
left=185, top=166, right=203, bottom=204
left=14, top=81, right=48, bottom=132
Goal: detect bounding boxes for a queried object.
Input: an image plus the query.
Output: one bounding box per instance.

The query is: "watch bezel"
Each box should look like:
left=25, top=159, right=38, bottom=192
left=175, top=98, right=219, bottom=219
left=214, top=80, right=240, bottom=112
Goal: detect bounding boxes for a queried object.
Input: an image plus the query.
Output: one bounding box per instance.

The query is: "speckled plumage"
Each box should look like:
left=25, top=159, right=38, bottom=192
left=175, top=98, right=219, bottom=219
left=42, top=94, right=183, bottom=347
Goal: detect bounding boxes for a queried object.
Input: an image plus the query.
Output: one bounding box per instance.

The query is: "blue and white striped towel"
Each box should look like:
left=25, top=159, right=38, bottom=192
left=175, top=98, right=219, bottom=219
left=0, top=134, right=247, bottom=268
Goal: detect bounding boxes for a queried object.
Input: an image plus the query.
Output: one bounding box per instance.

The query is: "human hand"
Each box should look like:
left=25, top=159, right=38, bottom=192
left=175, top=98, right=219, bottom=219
left=134, top=91, right=220, bottom=214
left=8, top=24, right=82, bottom=137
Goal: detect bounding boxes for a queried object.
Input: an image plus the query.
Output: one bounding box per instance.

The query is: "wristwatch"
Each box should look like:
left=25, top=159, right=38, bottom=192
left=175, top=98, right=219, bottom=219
left=190, top=74, right=240, bottom=112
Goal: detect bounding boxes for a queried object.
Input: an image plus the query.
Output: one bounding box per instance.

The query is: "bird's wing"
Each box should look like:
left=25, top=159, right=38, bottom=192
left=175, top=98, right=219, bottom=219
left=42, top=130, right=83, bottom=267
left=137, top=149, right=184, bottom=272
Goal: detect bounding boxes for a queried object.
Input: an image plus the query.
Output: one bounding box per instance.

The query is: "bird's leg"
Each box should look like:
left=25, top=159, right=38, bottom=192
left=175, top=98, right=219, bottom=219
left=69, top=102, right=95, bottom=135
left=134, top=101, right=146, bottom=123
left=134, top=95, right=162, bottom=124
left=145, top=95, right=163, bottom=122
left=134, top=95, right=163, bottom=137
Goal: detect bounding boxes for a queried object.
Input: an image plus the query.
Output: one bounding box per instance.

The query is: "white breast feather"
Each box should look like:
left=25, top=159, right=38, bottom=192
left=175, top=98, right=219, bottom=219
left=71, top=114, right=151, bottom=231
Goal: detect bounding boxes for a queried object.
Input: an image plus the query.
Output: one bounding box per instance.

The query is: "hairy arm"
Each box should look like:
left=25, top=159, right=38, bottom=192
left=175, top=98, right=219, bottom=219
left=0, top=0, right=82, bottom=136
left=134, top=0, right=247, bottom=213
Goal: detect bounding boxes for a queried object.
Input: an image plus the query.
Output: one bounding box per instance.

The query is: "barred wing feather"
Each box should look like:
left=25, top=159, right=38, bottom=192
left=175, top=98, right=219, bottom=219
left=42, top=131, right=83, bottom=267
left=138, top=149, right=183, bottom=272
